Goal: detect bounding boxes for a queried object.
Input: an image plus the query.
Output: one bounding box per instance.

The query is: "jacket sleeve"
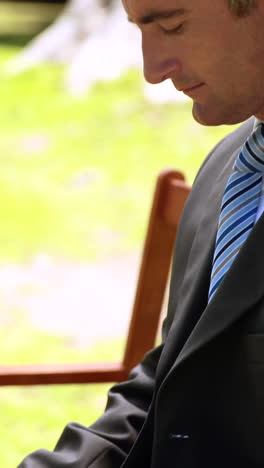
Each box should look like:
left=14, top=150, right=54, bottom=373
left=17, top=343, right=163, bottom=468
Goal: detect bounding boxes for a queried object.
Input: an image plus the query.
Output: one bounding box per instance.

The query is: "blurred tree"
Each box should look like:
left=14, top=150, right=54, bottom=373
left=4, top=0, right=186, bottom=102
left=5, top=0, right=140, bottom=90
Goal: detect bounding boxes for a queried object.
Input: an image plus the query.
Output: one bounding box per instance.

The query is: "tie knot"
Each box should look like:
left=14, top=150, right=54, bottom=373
left=235, top=122, right=264, bottom=173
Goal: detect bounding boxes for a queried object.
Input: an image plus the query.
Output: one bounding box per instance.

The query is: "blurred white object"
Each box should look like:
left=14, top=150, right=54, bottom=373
left=66, top=2, right=142, bottom=95
left=144, top=80, right=189, bottom=104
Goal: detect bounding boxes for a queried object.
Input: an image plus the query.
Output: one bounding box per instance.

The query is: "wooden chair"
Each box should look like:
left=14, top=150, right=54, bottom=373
left=0, top=170, right=191, bottom=386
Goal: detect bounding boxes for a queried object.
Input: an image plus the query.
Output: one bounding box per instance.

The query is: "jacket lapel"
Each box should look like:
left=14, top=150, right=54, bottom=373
left=158, top=127, right=264, bottom=381
left=175, top=209, right=264, bottom=368
left=156, top=145, right=238, bottom=382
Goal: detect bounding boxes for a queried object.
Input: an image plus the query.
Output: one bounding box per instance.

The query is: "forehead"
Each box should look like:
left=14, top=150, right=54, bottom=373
left=122, top=0, right=189, bottom=20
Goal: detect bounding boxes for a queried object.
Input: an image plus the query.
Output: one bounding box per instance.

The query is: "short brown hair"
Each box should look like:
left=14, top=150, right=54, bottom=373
left=228, top=0, right=257, bottom=16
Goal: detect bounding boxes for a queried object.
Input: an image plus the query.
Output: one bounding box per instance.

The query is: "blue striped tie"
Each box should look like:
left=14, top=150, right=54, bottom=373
left=208, top=122, right=264, bottom=302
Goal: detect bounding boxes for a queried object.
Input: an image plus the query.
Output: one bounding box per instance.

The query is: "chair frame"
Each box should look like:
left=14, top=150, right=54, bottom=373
left=0, top=170, right=190, bottom=386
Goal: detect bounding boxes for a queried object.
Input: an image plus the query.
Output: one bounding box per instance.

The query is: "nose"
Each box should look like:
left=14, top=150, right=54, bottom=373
left=142, top=32, right=182, bottom=84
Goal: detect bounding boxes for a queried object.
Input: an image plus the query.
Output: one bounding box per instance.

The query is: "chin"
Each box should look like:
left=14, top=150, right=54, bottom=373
left=192, top=102, right=254, bottom=127
left=192, top=107, right=222, bottom=126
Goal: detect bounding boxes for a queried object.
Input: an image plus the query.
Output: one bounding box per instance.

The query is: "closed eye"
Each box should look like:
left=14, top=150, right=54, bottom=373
left=161, top=23, right=185, bottom=35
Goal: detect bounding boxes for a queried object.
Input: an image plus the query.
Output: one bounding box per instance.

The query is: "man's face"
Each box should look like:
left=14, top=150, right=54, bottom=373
left=122, top=0, right=264, bottom=126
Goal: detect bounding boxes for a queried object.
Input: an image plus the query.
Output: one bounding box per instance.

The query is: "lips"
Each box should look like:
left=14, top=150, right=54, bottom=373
left=181, top=83, right=205, bottom=93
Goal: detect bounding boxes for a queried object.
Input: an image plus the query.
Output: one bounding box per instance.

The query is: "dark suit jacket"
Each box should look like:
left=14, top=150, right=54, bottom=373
left=19, top=116, right=264, bottom=468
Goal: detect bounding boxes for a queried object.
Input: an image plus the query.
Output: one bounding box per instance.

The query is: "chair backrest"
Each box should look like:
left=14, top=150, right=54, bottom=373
left=0, top=170, right=191, bottom=386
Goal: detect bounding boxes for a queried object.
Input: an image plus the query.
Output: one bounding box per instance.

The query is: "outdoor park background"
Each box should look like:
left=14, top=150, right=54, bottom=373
left=0, top=1, right=237, bottom=465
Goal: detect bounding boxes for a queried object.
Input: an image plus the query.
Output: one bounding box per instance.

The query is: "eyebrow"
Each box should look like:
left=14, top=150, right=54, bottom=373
left=128, top=8, right=187, bottom=25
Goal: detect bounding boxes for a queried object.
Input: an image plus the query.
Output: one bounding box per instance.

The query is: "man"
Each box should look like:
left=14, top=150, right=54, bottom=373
left=19, top=0, right=264, bottom=466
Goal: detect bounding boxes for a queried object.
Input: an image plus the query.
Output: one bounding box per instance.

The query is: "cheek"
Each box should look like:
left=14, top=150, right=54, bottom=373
left=198, top=49, right=237, bottom=91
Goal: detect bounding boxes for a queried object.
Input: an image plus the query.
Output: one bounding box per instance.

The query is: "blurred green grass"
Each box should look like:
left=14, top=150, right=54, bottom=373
left=0, top=46, right=236, bottom=263
left=0, top=43, right=238, bottom=466
left=1, top=305, right=124, bottom=466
